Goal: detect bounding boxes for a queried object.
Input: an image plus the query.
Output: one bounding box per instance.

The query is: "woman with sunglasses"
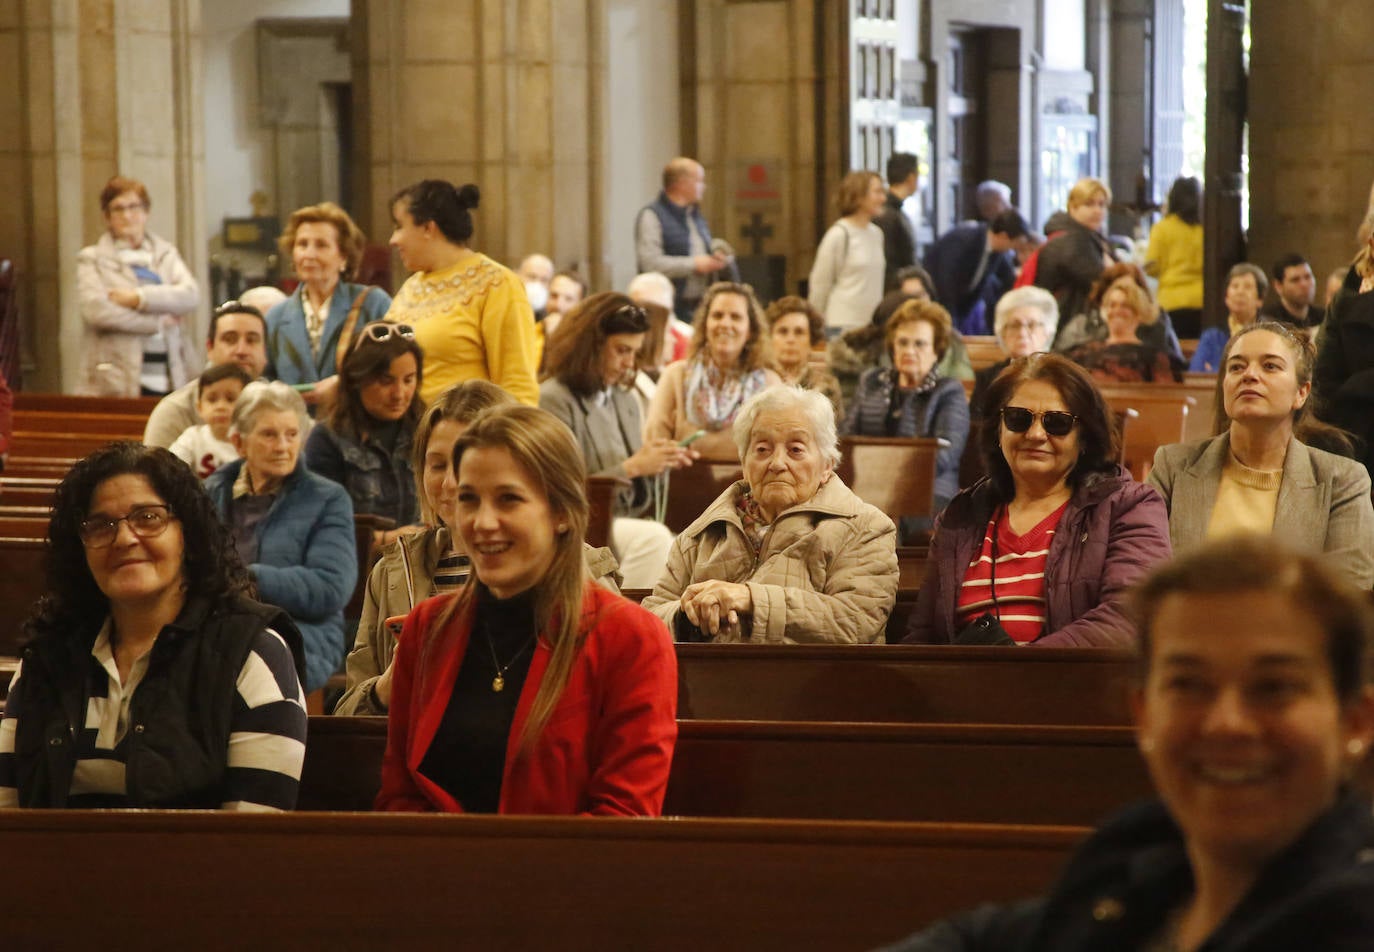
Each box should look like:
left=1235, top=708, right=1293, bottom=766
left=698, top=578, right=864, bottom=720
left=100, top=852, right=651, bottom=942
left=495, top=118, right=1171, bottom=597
left=540, top=293, right=694, bottom=589
left=0, top=443, right=307, bottom=809
left=905, top=352, right=1171, bottom=647
left=304, top=323, right=426, bottom=545
left=263, top=202, right=391, bottom=406
left=384, top=180, right=538, bottom=406
left=1148, top=322, right=1374, bottom=588
left=205, top=382, right=356, bottom=693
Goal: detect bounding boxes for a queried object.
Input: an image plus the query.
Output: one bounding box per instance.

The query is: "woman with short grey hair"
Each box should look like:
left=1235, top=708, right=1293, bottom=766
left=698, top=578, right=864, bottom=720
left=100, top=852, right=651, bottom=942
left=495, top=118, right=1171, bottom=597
left=206, top=380, right=355, bottom=693
left=643, top=385, right=897, bottom=644
left=972, top=287, right=1061, bottom=420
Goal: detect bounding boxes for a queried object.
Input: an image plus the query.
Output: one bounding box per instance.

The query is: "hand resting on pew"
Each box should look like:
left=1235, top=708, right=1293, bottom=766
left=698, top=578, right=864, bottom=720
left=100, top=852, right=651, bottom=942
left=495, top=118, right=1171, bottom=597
left=642, top=386, right=898, bottom=644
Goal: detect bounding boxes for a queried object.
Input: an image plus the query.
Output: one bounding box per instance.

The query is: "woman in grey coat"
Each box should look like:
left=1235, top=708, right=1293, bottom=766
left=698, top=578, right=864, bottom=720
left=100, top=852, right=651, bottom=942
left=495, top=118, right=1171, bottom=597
left=1148, top=321, right=1374, bottom=589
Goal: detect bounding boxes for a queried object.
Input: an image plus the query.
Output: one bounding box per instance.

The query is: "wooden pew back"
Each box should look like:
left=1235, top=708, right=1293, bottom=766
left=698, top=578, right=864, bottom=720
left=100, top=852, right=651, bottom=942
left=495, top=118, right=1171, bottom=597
left=0, top=536, right=44, bottom=654
left=836, top=436, right=940, bottom=523
left=0, top=810, right=1082, bottom=951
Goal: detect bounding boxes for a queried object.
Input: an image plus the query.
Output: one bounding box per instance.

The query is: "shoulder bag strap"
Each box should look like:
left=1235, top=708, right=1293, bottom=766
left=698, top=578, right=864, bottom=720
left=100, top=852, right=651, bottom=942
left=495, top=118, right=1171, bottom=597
left=334, top=285, right=378, bottom=374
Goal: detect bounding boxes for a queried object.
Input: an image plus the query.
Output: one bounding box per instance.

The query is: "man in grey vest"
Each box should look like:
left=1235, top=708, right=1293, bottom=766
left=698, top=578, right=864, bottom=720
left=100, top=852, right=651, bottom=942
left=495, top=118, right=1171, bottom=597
left=635, top=157, right=730, bottom=323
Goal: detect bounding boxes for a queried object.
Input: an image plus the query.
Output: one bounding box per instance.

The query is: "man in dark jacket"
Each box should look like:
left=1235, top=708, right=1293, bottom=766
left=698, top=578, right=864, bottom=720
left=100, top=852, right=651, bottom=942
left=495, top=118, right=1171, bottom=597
left=875, top=152, right=921, bottom=291
left=923, top=210, right=1032, bottom=335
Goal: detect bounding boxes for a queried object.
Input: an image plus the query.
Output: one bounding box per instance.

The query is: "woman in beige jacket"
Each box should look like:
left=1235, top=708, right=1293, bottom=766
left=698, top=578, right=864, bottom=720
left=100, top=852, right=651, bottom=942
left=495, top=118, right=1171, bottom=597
left=76, top=176, right=199, bottom=397
left=642, top=385, right=898, bottom=644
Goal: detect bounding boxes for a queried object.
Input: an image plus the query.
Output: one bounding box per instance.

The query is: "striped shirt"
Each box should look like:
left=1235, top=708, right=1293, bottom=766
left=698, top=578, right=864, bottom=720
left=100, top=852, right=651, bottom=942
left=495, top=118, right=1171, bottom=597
left=955, top=502, right=1068, bottom=644
left=0, top=623, right=307, bottom=811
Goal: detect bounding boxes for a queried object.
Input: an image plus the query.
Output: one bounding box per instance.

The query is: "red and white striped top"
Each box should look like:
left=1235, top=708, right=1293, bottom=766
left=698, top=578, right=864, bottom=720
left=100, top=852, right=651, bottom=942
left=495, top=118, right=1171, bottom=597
left=955, top=502, right=1068, bottom=645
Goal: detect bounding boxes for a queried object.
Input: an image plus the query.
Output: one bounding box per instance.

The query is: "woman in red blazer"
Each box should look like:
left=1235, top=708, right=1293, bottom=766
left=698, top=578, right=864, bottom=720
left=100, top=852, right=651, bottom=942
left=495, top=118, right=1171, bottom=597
left=375, top=404, right=678, bottom=815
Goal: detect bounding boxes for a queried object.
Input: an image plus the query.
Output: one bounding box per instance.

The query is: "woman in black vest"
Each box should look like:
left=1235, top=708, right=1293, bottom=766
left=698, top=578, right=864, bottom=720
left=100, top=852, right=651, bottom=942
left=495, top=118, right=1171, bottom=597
left=0, top=443, right=308, bottom=810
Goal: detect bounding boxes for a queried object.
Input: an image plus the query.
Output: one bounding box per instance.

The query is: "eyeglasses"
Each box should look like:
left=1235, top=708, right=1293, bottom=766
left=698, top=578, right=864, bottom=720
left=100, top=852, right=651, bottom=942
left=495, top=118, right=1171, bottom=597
left=355, top=323, right=417, bottom=349
left=79, top=505, right=176, bottom=549
left=1000, top=407, right=1078, bottom=437
left=1002, top=320, right=1043, bottom=335
left=106, top=201, right=147, bottom=215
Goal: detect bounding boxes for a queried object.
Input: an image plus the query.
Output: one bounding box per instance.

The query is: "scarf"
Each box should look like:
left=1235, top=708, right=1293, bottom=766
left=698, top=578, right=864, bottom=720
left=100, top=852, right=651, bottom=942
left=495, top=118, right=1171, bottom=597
left=683, top=356, right=771, bottom=431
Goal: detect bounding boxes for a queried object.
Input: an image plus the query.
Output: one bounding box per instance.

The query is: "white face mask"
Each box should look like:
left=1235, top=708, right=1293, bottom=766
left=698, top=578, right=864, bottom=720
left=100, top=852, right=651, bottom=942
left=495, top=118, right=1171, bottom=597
left=523, top=280, right=548, bottom=313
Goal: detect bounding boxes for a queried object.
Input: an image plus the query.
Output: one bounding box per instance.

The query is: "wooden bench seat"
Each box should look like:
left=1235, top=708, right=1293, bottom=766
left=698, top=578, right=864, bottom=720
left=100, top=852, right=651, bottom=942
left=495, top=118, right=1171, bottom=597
left=302, top=716, right=1153, bottom=826
left=674, top=644, right=1135, bottom=724
left=0, top=810, right=1083, bottom=951
left=0, top=536, right=45, bottom=654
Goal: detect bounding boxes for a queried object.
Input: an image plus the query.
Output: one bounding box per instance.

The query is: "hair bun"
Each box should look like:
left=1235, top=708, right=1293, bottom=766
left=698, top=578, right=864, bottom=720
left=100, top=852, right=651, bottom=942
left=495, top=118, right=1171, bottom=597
left=456, top=183, right=481, bottom=210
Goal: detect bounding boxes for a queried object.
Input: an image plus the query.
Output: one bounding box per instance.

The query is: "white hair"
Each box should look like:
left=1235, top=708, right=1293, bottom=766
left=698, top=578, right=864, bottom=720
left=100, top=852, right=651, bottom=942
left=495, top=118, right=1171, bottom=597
left=238, top=285, right=287, bottom=316
left=993, top=286, right=1059, bottom=341
left=975, top=180, right=1012, bottom=202
left=231, top=380, right=312, bottom=437
left=627, top=271, right=675, bottom=310
left=731, top=385, right=841, bottom=468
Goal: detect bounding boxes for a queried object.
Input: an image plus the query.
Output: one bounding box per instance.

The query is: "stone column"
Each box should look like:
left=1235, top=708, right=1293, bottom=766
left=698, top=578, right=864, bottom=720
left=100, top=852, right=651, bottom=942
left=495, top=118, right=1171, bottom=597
left=0, top=0, right=203, bottom=392
left=1249, top=0, right=1374, bottom=281
left=353, top=0, right=603, bottom=282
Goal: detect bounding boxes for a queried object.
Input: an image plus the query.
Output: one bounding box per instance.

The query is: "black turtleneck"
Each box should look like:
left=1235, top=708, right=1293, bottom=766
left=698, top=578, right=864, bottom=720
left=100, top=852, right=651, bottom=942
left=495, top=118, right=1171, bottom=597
left=418, top=584, right=539, bottom=812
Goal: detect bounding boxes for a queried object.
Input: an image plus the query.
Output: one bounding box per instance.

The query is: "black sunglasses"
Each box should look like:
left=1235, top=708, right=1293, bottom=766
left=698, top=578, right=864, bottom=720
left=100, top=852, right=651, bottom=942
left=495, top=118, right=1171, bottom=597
left=1001, top=406, right=1078, bottom=437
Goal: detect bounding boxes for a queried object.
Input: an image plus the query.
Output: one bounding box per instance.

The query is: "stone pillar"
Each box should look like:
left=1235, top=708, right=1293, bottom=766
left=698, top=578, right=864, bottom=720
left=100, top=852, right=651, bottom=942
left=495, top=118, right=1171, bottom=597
left=683, top=0, right=840, bottom=300
left=1249, top=0, right=1374, bottom=282
left=0, top=0, right=203, bottom=392
left=353, top=0, right=603, bottom=283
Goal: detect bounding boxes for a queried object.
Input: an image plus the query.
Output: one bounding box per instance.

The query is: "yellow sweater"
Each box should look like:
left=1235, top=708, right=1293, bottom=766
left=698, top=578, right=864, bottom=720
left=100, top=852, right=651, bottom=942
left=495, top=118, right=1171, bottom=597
left=1145, top=215, right=1204, bottom=313
left=385, top=252, right=538, bottom=406
left=1206, top=452, right=1282, bottom=538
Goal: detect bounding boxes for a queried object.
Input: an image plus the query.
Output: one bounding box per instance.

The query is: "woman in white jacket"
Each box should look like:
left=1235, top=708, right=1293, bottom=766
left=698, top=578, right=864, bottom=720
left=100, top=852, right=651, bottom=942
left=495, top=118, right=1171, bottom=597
left=76, top=175, right=199, bottom=397
left=808, top=171, right=887, bottom=336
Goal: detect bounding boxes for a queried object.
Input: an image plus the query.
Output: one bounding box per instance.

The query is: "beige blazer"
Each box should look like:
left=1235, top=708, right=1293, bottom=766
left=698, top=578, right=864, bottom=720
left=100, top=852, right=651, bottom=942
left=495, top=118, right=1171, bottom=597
left=1147, top=433, right=1374, bottom=589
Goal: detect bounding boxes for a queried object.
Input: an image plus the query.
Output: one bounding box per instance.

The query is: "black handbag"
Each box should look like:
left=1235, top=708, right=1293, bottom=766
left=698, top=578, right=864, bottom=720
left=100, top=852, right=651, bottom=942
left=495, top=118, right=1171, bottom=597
left=953, top=612, right=1015, bottom=646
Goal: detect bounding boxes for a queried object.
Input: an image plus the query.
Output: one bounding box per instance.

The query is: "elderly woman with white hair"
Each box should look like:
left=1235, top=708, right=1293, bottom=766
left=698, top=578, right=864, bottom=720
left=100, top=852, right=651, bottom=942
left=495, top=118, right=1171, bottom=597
left=969, top=286, right=1060, bottom=421
left=642, top=385, right=898, bottom=644
left=205, top=381, right=356, bottom=692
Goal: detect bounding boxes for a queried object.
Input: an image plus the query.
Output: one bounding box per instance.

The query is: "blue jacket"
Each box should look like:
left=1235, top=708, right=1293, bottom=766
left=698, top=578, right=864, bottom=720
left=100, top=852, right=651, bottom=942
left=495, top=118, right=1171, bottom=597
left=843, top=369, right=969, bottom=507
left=264, top=283, right=392, bottom=385
left=1188, top=325, right=1228, bottom=373
left=205, top=458, right=356, bottom=691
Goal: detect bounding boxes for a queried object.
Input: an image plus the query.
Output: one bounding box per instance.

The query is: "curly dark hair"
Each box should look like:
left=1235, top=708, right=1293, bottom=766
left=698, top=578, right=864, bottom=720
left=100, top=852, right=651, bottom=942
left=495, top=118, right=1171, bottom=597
left=23, top=442, right=253, bottom=644
left=977, top=353, right=1120, bottom=501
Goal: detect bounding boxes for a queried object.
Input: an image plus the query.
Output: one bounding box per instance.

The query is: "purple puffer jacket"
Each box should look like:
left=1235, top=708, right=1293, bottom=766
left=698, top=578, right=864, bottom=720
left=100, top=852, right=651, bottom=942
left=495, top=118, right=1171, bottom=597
left=904, top=466, right=1172, bottom=647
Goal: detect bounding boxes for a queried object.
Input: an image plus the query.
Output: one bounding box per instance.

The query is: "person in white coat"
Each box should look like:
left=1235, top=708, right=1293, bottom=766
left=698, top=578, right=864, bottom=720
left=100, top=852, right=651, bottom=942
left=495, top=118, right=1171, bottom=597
left=808, top=171, right=887, bottom=336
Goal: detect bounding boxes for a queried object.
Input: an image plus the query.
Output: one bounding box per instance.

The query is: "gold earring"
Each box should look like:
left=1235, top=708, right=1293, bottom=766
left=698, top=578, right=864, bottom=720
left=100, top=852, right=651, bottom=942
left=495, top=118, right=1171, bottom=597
left=1348, top=739, right=1365, bottom=757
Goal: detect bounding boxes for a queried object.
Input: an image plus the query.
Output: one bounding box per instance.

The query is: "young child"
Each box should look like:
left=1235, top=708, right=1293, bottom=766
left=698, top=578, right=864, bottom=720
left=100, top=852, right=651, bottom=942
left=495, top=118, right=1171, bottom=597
left=168, top=363, right=251, bottom=478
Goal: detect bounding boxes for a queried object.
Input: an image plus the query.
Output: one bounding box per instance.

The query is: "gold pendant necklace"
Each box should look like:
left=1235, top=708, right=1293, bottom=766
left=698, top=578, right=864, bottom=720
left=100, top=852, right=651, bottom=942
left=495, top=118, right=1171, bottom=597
left=484, top=628, right=535, bottom=693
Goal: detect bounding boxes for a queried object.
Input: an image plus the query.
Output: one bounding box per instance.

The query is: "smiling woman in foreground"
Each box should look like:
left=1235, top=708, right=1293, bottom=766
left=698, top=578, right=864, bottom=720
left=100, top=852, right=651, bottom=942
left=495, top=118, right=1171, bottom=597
left=375, top=405, right=676, bottom=815
left=643, top=385, right=898, bottom=644
left=881, top=535, right=1374, bottom=951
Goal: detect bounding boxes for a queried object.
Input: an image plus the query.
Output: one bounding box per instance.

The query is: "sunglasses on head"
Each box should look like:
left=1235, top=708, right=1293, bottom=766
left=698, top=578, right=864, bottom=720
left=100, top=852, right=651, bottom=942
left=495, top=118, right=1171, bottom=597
left=354, top=323, right=417, bottom=350
left=1001, top=406, right=1078, bottom=437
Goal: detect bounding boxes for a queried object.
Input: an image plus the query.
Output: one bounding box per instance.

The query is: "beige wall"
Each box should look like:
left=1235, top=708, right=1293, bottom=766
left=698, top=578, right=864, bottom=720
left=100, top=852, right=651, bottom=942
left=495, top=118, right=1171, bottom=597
left=1248, top=0, right=1374, bottom=282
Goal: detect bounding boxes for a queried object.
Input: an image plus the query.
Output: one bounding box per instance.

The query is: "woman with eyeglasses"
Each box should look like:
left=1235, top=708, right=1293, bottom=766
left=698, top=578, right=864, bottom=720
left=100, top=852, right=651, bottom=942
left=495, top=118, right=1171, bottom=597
left=384, top=180, right=539, bottom=406
left=76, top=175, right=199, bottom=397
left=205, top=382, right=356, bottom=693
left=1148, top=323, right=1374, bottom=588
left=375, top=405, right=676, bottom=815
left=905, top=352, right=1171, bottom=647
left=263, top=202, right=391, bottom=407
left=844, top=299, right=969, bottom=536
left=304, top=323, right=426, bottom=545
left=0, top=443, right=307, bottom=809
left=540, top=293, right=694, bottom=589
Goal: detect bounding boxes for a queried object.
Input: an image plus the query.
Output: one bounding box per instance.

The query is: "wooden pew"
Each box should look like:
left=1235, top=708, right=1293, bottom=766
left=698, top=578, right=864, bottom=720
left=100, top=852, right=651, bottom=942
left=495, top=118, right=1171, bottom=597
left=836, top=436, right=940, bottom=524
left=0, top=536, right=44, bottom=655
left=1099, top=390, right=1194, bottom=481
left=664, top=459, right=743, bottom=533
left=674, top=644, right=1135, bottom=724
left=585, top=474, right=621, bottom=550
left=0, top=810, right=1083, bottom=951
left=1100, top=378, right=1216, bottom=444
left=0, top=476, right=58, bottom=508
left=303, top=716, right=1153, bottom=826
left=962, top=335, right=1005, bottom=371
left=13, top=392, right=159, bottom=416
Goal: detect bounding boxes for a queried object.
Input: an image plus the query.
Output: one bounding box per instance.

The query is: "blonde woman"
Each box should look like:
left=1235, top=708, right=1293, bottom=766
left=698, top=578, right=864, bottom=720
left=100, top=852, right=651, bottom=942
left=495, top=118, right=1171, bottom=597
left=375, top=405, right=676, bottom=815
left=808, top=171, right=888, bottom=334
